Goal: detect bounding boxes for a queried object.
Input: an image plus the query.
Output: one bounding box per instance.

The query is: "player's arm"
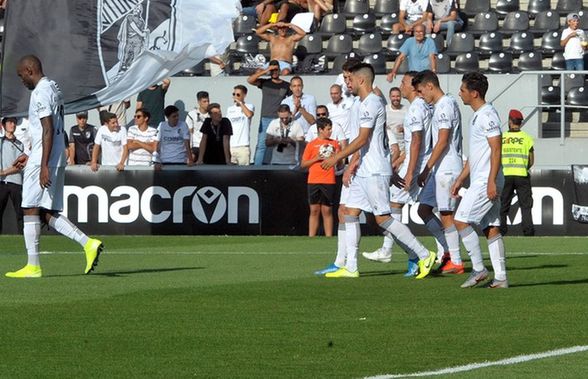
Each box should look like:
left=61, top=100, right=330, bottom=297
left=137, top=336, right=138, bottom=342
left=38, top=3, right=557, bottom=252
left=487, top=135, right=502, bottom=201
left=321, top=126, right=370, bottom=170
left=418, top=128, right=449, bottom=186
left=451, top=160, right=470, bottom=197
left=401, top=130, right=422, bottom=190
left=39, top=116, right=54, bottom=188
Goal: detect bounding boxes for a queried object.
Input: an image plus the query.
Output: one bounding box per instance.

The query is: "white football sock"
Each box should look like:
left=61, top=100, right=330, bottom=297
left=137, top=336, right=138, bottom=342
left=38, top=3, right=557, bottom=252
left=335, top=224, right=346, bottom=267
left=488, top=234, right=507, bottom=281
left=381, top=234, right=394, bottom=252
left=23, top=215, right=41, bottom=267
left=445, top=225, right=462, bottom=264
left=344, top=215, right=360, bottom=272
left=459, top=226, right=485, bottom=272
left=380, top=217, right=429, bottom=260
left=390, top=208, right=418, bottom=260
left=424, top=215, right=448, bottom=257
left=48, top=215, right=89, bottom=247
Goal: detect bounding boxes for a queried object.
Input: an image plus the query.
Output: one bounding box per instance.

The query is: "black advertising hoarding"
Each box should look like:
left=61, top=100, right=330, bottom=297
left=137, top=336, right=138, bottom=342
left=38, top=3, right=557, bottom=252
left=1, top=167, right=585, bottom=235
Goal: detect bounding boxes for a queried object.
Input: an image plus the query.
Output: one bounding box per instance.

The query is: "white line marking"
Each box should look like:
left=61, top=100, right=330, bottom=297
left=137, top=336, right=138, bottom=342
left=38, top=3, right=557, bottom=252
left=366, top=345, right=588, bottom=379
left=34, top=251, right=587, bottom=256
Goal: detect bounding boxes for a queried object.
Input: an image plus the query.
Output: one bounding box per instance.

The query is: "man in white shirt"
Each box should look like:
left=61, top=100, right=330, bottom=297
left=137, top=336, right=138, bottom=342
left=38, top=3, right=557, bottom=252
left=386, top=86, right=406, bottom=168
left=393, top=0, right=432, bottom=35
left=6, top=55, right=102, bottom=278
left=305, top=105, right=347, bottom=147
left=185, top=91, right=209, bottom=162
left=227, top=85, right=255, bottom=165
left=265, top=104, right=305, bottom=165
left=453, top=72, right=507, bottom=289
left=127, top=109, right=158, bottom=166
left=326, top=84, right=352, bottom=137
left=155, top=105, right=193, bottom=166
left=321, top=64, right=435, bottom=279
left=280, top=76, right=317, bottom=135
left=91, top=112, right=128, bottom=172
left=561, top=13, right=587, bottom=70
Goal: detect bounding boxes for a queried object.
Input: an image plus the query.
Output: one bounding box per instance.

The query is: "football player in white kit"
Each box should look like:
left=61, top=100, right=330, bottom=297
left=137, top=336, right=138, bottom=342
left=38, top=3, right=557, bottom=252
left=412, top=70, right=464, bottom=275
left=321, top=63, right=436, bottom=279
left=6, top=55, right=103, bottom=278
left=453, top=72, right=507, bottom=288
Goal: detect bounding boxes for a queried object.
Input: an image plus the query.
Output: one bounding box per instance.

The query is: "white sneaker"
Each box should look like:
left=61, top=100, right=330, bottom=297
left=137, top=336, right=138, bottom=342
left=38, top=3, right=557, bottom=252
left=361, top=248, right=392, bottom=263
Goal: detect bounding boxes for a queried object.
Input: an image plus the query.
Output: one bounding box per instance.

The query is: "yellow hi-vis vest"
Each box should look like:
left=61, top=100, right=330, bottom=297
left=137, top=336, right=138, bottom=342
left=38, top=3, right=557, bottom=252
left=502, top=130, right=534, bottom=177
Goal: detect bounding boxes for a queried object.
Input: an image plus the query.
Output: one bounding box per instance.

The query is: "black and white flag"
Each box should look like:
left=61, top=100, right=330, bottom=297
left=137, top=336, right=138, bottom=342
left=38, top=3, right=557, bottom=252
left=1, top=0, right=240, bottom=115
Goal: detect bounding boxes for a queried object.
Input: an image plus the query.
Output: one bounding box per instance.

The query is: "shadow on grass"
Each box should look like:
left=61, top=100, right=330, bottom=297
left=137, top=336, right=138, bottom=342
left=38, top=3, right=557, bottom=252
left=360, top=270, right=402, bottom=277
left=46, top=267, right=205, bottom=278
left=507, top=264, right=568, bottom=271
left=510, top=278, right=588, bottom=287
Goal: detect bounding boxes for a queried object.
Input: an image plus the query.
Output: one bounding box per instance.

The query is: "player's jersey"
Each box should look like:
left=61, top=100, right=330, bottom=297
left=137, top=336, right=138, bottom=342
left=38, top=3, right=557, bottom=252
left=347, top=96, right=361, bottom=141
left=356, top=92, right=391, bottom=178
left=432, top=94, right=463, bottom=172
left=28, top=77, right=66, bottom=167
left=401, top=96, right=432, bottom=174
left=468, top=102, right=503, bottom=182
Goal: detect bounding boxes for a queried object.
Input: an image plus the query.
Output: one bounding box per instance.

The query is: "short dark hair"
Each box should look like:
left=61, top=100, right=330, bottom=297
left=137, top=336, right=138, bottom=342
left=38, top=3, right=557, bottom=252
left=136, top=108, right=151, bottom=120
left=342, top=57, right=363, bottom=72
left=99, top=110, right=110, bottom=125
left=197, top=91, right=209, bottom=101
left=207, top=103, right=221, bottom=113
left=411, top=70, right=439, bottom=88
left=350, top=63, right=375, bottom=84
left=461, top=72, right=489, bottom=99
left=290, top=76, right=303, bottom=85
left=316, top=105, right=328, bottom=114
left=278, top=104, right=291, bottom=113
left=1, top=117, right=17, bottom=125
left=164, top=105, right=179, bottom=118
left=405, top=71, right=419, bottom=78
left=105, top=112, right=117, bottom=122
left=316, top=117, right=332, bottom=130
left=233, top=84, right=248, bottom=94
left=389, top=86, right=401, bottom=94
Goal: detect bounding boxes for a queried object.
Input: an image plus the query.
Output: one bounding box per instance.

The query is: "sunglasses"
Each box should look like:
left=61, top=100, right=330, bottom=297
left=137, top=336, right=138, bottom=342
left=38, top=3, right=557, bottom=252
left=316, top=113, right=328, bottom=117
left=232, top=93, right=242, bottom=97
left=134, top=115, right=143, bottom=119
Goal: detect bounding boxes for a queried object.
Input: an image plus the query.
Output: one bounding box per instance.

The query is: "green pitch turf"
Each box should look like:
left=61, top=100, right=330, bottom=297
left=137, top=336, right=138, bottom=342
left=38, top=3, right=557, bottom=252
left=0, top=235, right=587, bottom=378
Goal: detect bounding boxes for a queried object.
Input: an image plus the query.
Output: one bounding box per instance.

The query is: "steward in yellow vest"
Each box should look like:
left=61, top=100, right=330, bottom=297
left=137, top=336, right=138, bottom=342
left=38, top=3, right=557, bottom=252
left=500, top=109, right=535, bottom=236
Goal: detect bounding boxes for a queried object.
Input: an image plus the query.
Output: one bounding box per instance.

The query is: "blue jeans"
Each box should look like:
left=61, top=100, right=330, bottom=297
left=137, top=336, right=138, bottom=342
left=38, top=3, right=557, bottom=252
left=566, top=59, right=584, bottom=71
left=254, top=117, right=274, bottom=165
left=439, top=18, right=464, bottom=47
left=241, top=6, right=257, bottom=17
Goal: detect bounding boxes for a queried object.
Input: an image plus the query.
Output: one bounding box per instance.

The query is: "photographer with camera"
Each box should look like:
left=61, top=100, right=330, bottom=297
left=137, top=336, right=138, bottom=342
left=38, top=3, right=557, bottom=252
left=265, top=104, right=305, bottom=165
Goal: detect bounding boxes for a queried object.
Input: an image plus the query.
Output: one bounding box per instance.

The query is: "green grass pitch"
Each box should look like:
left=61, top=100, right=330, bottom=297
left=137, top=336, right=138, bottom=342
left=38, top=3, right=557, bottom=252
left=0, top=235, right=587, bottom=378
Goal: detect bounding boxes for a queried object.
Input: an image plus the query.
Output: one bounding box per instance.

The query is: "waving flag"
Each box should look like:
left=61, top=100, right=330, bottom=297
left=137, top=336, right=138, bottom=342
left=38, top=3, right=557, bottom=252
left=1, top=0, right=240, bottom=115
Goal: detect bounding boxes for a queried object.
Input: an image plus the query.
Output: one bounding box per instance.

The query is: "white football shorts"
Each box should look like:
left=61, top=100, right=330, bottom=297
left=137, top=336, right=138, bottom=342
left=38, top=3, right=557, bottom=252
left=346, top=175, right=392, bottom=216
left=22, top=165, right=65, bottom=211
left=454, top=179, right=501, bottom=230
left=419, top=169, right=459, bottom=211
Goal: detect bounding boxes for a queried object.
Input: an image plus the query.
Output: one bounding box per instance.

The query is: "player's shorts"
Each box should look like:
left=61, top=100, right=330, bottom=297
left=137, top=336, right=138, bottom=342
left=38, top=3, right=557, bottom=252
left=308, top=183, right=336, bottom=206
left=346, top=175, right=392, bottom=216
left=22, top=165, right=65, bottom=211
left=454, top=179, right=502, bottom=230
left=419, top=169, right=459, bottom=211
left=390, top=177, right=420, bottom=204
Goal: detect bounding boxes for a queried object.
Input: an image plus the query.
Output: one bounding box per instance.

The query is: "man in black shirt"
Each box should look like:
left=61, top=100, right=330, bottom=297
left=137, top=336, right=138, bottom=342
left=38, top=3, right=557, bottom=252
left=68, top=111, right=97, bottom=165
left=196, top=103, right=233, bottom=165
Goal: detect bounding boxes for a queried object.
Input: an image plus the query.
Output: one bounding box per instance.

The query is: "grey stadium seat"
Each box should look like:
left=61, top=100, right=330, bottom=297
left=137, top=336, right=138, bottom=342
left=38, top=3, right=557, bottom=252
left=386, top=33, right=409, bottom=57
left=508, top=32, right=534, bottom=54
left=488, top=52, right=513, bottom=73
left=343, top=0, right=371, bottom=17
left=351, top=12, right=377, bottom=34
left=454, top=52, right=480, bottom=73
left=363, top=53, right=387, bottom=74
left=527, top=0, right=551, bottom=17
left=541, top=31, right=563, bottom=56
left=296, top=34, right=323, bottom=56
left=325, top=34, right=353, bottom=58
left=556, top=0, right=584, bottom=16
left=374, top=0, right=399, bottom=16
left=430, top=33, right=445, bottom=53
left=463, top=0, right=491, bottom=17
left=436, top=53, right=451, bottom=74
left=579, top=10, right=588, bottom=29
left=316, top=13, right=346, bottom=37
left=379, top=13, right=400, bottom=34
left=357, top=32, right=383, bottom=56
left=496, top=0, right=520, bottom=17
left=528, top=10, right=560, bottom=36
left=478, top=32, right=504, bottom=56
left=501, top=11, right=530, bottom=34
left=468, top=11, right=499, bottom=35
left=446, top=32, right=475, bottom=56
left=517, top=51, right=544, bottom=71
left=563, top=73, right=585, bottom=91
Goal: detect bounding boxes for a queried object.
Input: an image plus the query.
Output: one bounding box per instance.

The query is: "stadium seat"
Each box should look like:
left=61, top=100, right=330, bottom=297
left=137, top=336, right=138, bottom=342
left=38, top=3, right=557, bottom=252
left=501, top=11, right=530, bottom=34
left=567, top=86, right=588, bottom=106
left=179, top=61, right=206, bottom=76
left=478, top=32, right=504, bottom=56
left=541, top=85, right=561, bottom=104
left=518, top=51, right=544, bottom=71
left=374, top=0, right=399, bottom=16
left=454, top=52, right=480, bottom=73
left=296, top=34, right=323, bottom=56
left=541, top=31, right=563, bottom=56
left=550, top=52, right=566, bottom=70
left=527, top=0, right=552, bottom=17
left=579, top=10, right=588, bottom=29
left=316, top=14, right=346, bottom=37
left=379, top=13, right=400, bottom=34
left=330, top=54, right=351, bottom=74
left=343, top=0, right=370, bottom=17
left=488, top=52, right=513, bottom=73
left=430, top=33, right=445, bottom=53
left=436, top=53, right=451, bottom=74
left=233, top=15, right=257, bottom=37
left=563, top=73, right=585, bottom=91
left=325, top=34, right=353, bottom=58
left=386, top=33, right=408, bottom=57
left=508, top=32, right=534, bottom=54
left=496, top=0, right=520, bottom=17
left=351, top=13, right=377, bottom=34
left=528, top=10, right=560, bottom=36
left=446, top=32, right=475, bottom=57
left=363, top=53, right=387, bottom=74
left=467, top=11, right=499, bottom=35
left=357, top=32, right=383, bottom=55
left=234, top=35, right=260, bottom=55
left=463, top=0, right=491, bottom=17
left=556, top=0, right=584, bottom=16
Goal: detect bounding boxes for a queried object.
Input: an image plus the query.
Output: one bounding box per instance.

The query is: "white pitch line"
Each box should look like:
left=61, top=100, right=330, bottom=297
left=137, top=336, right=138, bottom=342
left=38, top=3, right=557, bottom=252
left=366, top=345, right=588, bottom=379
left=36, top=251, right=587, bottom=256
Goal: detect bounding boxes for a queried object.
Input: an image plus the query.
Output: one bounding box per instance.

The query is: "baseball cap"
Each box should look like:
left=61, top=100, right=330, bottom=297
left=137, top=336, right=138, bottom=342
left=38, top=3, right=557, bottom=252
left=509, top=109, right=524, bottom=120
left=76, top=111, right=88, bottom=118
left=567, top=13, right=579, bottom=21
left=269, top=59, right=280, bottom=67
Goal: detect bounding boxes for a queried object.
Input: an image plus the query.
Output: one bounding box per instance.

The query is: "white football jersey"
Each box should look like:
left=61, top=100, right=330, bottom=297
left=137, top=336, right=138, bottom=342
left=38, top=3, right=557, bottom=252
left=156, top=120, right=190, bottom=163
left=347, top=96, right=361, bottom=141
left=402, top=96, right=432, bottom=173
left=468, top=103, right=503, bottom=181
left=356, top=93, right=391, bottom=178
left=432, top=94, right=463, bottom=172
left=28, top=77, right=66, bottom=167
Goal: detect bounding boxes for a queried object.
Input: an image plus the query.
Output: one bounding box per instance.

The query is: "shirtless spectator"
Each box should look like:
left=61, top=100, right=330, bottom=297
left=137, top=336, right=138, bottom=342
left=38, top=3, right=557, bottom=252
left=256, top=21, right=306, bottom=75
left=307, top=0, right=334, bottom=25
left=393, top=0, right=432, bottom=35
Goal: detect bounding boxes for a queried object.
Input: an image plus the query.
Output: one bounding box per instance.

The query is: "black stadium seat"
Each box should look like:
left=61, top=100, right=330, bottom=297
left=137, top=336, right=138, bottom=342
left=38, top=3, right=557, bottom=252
left=325, top=34, right=353, bottom=58
left=468, top=11, right=499, bottom=35
left=501, top=11, right=530, bottom=34
left=233, top=14, right=256, bottom=37
left=508, top=32, right=534, bottom=54
left=567, top=86, right=588, bottom=106
left=518, top=51, right=543, bottom=71
left=541, top=85, right=561, bottom=104
left=527, top=0, right=552, bottom=17
left=296, top=34, right=323, bottom=56
left=386, top=33, right=408, bottom=57
left=550, top=52, right=567, bottom=70
left=343, top=0, right=370, bottom=18
left=496, top=0, right=520, bottom=17
left=556, top=0, right=584, bottom=15
left=363, top=53, right=387, bottom=74
left=541, top=31, right=564, bottom=56
left=374, top=0, right=399, bottom=16
left=234, top=35, right=260, bottom=55
left=488, top=52, right=513, bottom=73
left=579, top=10, right=588, bottom=29
left=454, top=52, right=480, bottom=73
left=563, top=74, right=585, bottom=91
left=478, top=32, right=504, bottom=56
left=430, top=33, right=445, bottom=52
left=357, top=32, right=383, bottom=55
left=529, top=10, right=560, bottom=36
left=463, top=0, right=491, bottom=17
left=446, top=32, right=475, bottom=57
left=379, top=13, right=400, bottom=34
left=436, top=53, right=451, bottom=74
left=351, top=13, right=377, bottom=34
left=316, top=14, right=346, bottom=37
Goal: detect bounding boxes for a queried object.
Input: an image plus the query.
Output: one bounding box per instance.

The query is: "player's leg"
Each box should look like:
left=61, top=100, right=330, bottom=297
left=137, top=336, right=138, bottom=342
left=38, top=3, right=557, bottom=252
left=314, top=185, right=347, bottom=275
left=481, top=199, right=508, bottom=288
left=435, top=170, right=463, bottom=272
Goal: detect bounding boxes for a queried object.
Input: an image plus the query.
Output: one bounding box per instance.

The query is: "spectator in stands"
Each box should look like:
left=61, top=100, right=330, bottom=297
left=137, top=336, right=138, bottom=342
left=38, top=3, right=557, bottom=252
left=386, top=87, right=406, bottom=169
left=127, top=109, right=158, bottom=166
left=248, top=60, right=291, bottom=165
left=561, top=13, right=587, bottom=71
left=256, top=0, right=279, bottom=26
left=307, top=0, right=333, bottom=25
left=99, top=99, right=131, bottom=128
left=241, top=0, right=259, bottom=17
left=136, top=78, right=171, bottom=127
left=197, top=103, right=233, bottom=165
left=265, top=104, right=305, bottom=165
left=91, top=112, right=128, bottom=172
left=0, top=117, right=24, bottom=234
left=256, top=21, right=306, bottom=75
left=393, top=0, right=432, bottom=35
left=185, top=91, right=210, bottom=163
left=227, top=85, right=255, bottom=165
left=305, top=105, right=346, bottom=148
left=277, top=0, right=309, bottom=23
left=326, top=84, right=352, bottom=137
left=428, top=0, right=463, bottom=47
left=301, top=117, right=342, bottom=237
left=280, top=76, right=317, bottom=135
left=155, top=105, right=193, bottom=166
left=68, top=111, right=97, bottom=165
left=386, top=24, right=437, bottom=82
